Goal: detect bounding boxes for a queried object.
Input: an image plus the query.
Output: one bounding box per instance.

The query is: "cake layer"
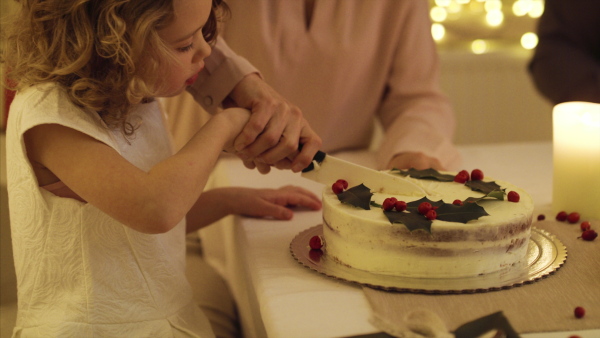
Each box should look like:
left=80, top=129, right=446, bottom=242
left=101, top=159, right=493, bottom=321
left=322, top=172, right=534, bottom=278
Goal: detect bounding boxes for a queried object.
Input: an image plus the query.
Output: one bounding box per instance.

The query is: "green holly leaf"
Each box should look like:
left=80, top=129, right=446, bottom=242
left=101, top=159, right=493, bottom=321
left=484, top=189, right=506, bottom=200
left=337, top=184, right=372, bottom=210
left=464, top=189, right=506, bottom=204
left=393, top=168, right=455, bottom=182
left=435, top=202, right=489, bottom=223
left=465, top=180, right=502, bottom=195
left=370, top=201, right=382, bottom=208
left=384, top=211, right=432, bottom=233
left=406, top=197, right=444, bottom=213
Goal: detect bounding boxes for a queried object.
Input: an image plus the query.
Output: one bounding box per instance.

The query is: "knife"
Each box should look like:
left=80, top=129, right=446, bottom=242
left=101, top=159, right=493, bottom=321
left=301, top=151, right=426, bottom=196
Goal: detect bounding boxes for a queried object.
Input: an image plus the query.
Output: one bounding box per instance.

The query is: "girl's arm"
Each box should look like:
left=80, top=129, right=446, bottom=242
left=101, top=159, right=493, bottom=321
left=24, top=108, right=250, bottom=234
left=185, top=185, right=322, bottom=233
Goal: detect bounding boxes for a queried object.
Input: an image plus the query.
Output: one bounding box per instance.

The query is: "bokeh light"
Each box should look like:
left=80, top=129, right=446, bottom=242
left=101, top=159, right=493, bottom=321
left=521, top=32, right=539, bottom=50
left=471, top=39, right=488, bottom=54
left=431, top=23, right=446, bottom=41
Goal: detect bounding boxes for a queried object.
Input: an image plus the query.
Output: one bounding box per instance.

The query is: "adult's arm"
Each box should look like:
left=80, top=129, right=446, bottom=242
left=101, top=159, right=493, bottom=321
left=187, top=37, right=321, bottom=173
left=376, top=1, right=460, bottom=170
left=528, top=0, right=600, bottom=104
left=187, top=36, right=259, bottom=114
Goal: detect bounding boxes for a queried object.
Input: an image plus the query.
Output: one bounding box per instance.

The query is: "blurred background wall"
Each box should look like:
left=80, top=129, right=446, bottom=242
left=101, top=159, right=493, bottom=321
left=430, top=0, right=552, bottom=144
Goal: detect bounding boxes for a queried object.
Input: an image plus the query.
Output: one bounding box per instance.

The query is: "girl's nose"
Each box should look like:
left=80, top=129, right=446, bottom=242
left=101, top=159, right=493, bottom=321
left=192, top=37, right=211, bottom=64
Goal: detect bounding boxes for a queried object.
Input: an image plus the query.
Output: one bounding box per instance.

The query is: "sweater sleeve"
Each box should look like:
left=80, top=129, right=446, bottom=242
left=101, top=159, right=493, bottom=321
left=375, top=1, right=461, bottom=170
left=186, top=37, right=260, bottom=114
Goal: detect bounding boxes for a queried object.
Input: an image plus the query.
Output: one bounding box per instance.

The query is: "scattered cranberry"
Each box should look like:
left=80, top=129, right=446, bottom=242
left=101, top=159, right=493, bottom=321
left=309, top=235, right=324, bottom=250
left=425, top=209, right=437, bottom=220
left=567, top=212, right=580, bottom=224
left=394, top=200, right=407, bottom=212
left=382, top=197, right=397, bottom=211
left=569, top=336, right=581, bottom=338
left=332, top=181, right=345, bottom=194
left=454, top=170, right=469, bottom=183
left=452, top=199, right=463, bottom=206
left=537, top=214, right=545, bottom=221
left=309, top=249, right=323, bottom=262
left=580, top=230, right=598, bottom=241
left=418, top=202, right=433, bottom=215
left=471, top=169, right=484, bottom=181
left=556, top=211, right=568, bottom=222
left=574, top=306, right=585, bottom=319
left=336, top=179, right=349, bottom=190
left=580, top=221, right=591, bottom=232
left=507, top=191, right=520, bottom=203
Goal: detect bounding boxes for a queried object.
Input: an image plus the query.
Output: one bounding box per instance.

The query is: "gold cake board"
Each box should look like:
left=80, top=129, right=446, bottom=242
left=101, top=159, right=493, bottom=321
left=290, top=225, right=566, bottom=294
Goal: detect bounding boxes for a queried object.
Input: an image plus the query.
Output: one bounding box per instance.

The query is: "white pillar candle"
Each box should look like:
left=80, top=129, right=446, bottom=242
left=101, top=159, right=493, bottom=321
left=553, top=102, right=600, bottom=220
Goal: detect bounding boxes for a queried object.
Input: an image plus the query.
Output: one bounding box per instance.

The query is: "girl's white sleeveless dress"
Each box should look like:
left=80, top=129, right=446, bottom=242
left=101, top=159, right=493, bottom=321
left=6, top=83, right=215, bottom=337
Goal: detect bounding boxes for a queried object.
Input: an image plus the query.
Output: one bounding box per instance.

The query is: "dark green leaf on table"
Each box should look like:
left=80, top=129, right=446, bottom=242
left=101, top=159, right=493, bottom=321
left=384, top=211, right=432, bottom=233
left=337, top=184, right=373, bottom=210
left=392, top=168, right=455, bottom=182
left=453, top=311, right=519, bottom=338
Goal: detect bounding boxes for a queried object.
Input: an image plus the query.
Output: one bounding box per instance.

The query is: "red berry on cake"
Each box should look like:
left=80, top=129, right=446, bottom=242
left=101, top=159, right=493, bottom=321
left=418, top=202, right=433, bottom=215
left=452, top=199, right=463, bottom=206
left=332, top=181, right=345, bottom=194
left=394, top=200, right=407, bottom=212
left=507, top=191, right=520, bottom=202
left=567, top=212, right=580, bottom=224
left=580, top=221, right=591, bottom=231
left=382, top=198, right=397, bottom=211
left=471, top=169, right=484, bottom=181
left=309, top=235, right=324, bottom=250
left=574, top=306, right=585, bottom=318
left=336, top=179, right=349, bottom=189
left=581, top=229, right=598, bottom=241
left=537, top=214, right=545, bottom=221
left=454, top=170, right=469, bottom=183
left=425, top=210, right=437, bottom=220
left=556, top=211, right=568, bottom=222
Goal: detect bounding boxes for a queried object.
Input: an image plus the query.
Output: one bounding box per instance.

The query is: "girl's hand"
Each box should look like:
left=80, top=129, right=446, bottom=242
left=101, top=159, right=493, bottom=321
left=229, top=185, right=322, bottom=220
left=218, top=107, right=252, bottom=153
left=186, top=185, right=322, bottom=232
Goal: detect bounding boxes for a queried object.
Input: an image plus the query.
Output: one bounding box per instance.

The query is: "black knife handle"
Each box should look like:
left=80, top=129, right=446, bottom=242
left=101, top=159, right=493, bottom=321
left=301, top=150, right=327, bottom=173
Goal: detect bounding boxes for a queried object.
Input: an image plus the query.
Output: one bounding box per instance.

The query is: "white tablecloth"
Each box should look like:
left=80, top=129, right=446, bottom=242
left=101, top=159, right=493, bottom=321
left=199, top=141, right=599, bottom=338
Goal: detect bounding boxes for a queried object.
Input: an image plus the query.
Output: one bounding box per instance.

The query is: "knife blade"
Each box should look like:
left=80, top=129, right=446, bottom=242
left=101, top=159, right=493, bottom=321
left=301, top=151, right=426, bottom=196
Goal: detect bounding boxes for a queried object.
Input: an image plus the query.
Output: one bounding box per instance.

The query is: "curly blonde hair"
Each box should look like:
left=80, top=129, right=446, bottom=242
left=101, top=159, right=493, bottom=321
left=1, top=0, right=228, bottom=135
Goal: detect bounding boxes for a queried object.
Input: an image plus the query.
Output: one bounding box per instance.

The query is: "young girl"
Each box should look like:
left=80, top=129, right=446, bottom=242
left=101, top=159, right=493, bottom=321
left=2, top=0, right=321, bottom=336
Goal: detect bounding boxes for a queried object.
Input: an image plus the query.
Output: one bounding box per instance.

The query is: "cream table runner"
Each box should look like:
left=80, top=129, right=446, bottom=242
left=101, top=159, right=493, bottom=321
left=363, top=219, right=600, bottom=335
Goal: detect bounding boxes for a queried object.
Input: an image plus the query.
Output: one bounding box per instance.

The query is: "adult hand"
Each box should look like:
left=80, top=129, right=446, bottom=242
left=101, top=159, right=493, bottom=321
left=227, top=73, right=322, bottom=173
left=387, top=152, right=444, bottom=171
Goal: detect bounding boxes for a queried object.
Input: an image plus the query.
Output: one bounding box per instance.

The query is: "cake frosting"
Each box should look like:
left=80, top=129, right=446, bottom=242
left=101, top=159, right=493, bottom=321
left=321, top=169, right=534, bottom=278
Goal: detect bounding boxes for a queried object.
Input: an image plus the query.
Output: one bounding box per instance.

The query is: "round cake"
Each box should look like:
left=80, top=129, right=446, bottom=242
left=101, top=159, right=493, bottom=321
left=321, top=169, right=534, bottom=278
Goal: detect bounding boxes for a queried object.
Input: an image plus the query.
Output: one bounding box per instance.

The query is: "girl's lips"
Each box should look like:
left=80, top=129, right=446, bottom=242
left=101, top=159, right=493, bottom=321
left=185, top=73, right=199, bottom=86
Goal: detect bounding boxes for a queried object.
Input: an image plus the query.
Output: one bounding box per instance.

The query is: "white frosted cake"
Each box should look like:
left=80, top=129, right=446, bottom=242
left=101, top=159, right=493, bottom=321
left=320, top=169, right=534, bottom=278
